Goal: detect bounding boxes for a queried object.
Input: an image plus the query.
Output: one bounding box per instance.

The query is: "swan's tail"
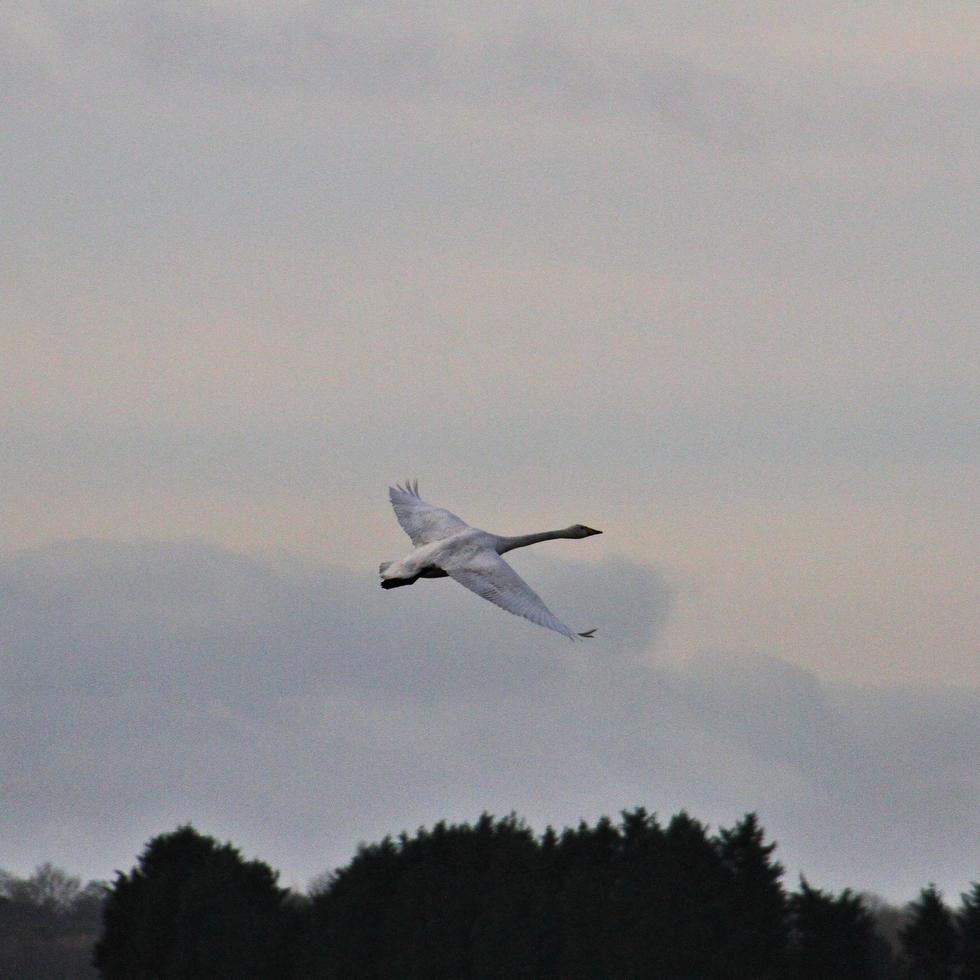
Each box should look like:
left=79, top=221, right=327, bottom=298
left=379, top=560, right=421, bottom=589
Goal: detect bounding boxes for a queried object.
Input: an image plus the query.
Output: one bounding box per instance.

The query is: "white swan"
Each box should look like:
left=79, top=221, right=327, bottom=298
left=380, top=480, right=601, bottom=640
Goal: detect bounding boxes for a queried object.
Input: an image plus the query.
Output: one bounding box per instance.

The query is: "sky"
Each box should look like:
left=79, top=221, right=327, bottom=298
left=2, top=1, right=978, bottom=902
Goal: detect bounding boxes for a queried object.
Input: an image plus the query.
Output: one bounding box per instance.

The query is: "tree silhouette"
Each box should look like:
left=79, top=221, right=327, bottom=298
left=63, top=809, right=976, bottom=979
left=556, top=815, right=621, bottom=978
left=0, top=865, right=104, bottom=979
left=900, top=884, right=958, bottom=980
left=94, top=825, right=296, bottom=980
left=304, top=808, right=796, bottom=980
left=306, top=813, right=551, bottom=979
left=652, top=811, right=730, bottom=978
left=716, top=811, right=788, bottom=979
left=788, top=877, right=881, bottom=979
left=958, top=883, right=980, bottom=980
left=861, top=892, right=906, bottom=974
left=601, top=808, right=665, bottom=976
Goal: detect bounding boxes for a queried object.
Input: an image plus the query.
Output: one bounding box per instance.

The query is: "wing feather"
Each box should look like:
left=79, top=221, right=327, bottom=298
left=389, top=482, right=470, bottom=546
left=446, top=550, right=581, bottom=640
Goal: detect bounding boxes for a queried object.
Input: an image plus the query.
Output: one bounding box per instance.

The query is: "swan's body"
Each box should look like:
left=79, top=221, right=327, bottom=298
left=380, top=481, right=601, bottom=640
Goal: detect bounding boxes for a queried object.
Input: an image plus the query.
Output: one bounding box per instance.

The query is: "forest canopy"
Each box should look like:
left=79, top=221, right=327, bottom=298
left=4, top=809, right=980, bottom=979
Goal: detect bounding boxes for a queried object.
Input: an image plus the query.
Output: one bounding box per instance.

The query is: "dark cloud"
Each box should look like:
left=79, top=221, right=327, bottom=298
left=1, top=540, right=977, bottom=898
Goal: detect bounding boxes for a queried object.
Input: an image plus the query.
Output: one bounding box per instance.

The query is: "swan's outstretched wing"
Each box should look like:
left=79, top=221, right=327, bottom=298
left=389, top=480, right=470, bottom=546
left=446, top=550, right=589, bottom=640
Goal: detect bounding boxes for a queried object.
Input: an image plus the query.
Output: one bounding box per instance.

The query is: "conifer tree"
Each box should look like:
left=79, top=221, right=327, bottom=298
left=900, top=884, right=958, bottom=980
left=606, top=808, right=667, bottom=977
left=958, top=883, right=980, bottom=980
left=716, top=812, right=788, bottom=979
left=94, top=826, right=295, bottom=980
left=556, top=815, right=621, bottom=979
left=306, top=813, right=547, bottom=979
left=788, top=877, right=878, bottom=979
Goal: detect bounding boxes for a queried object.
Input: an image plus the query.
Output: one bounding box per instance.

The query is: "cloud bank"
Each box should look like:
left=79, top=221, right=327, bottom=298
left=2, top=539, right=976, bottom=900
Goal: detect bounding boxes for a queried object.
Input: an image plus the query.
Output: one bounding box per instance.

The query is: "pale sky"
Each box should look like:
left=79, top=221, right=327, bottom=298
left=2, top=1, right=978, bottom=901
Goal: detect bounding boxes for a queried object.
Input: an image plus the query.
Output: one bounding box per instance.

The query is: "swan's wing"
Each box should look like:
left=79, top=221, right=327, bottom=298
left=389, top=480, right=470, bottom=546
left=446, top=550, right=584, bottom=640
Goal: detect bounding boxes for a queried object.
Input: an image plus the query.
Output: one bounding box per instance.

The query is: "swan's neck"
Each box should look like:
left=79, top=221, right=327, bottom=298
left=496, top=529, right=573, bottom=554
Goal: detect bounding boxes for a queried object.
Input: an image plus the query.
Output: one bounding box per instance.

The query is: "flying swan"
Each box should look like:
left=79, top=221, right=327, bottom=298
left=380, top=480, right=601, bottom=639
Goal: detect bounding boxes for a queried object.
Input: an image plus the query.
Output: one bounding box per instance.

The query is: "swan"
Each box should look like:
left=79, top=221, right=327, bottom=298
left=380, top=480, right=601, bottom=640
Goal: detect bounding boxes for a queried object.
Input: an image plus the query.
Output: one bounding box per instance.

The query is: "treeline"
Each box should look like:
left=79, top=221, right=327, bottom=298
left=7, top=810, right=980, bottom=979
left=0, top=863, right=103, bottom=979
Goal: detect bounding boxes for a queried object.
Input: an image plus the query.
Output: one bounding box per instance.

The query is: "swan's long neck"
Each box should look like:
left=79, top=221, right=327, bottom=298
left=495, top=529, right=575, bottom=554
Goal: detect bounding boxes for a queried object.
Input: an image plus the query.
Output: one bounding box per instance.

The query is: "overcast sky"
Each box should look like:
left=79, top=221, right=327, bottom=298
left=2, top=1, right=978, bottom=901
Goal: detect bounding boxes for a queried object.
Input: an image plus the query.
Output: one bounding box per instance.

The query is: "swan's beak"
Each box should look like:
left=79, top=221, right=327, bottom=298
left=582, top=526, right=602, bottom=536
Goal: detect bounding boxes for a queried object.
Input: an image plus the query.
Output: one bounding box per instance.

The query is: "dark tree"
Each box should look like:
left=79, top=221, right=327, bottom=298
left=862, top=893, right=907, bottom=971
left=556, top=815, right=622, bottom=979
left=303, top=808, right=796, bottom=980
left=305, top=813, right=549, bottom=979
left=0, top=865, right=104, bottom=980
left=601, top=808, right=665, bottom=977
left=93, top=825, right=296, bottom=980
left=80, top=808, right=975, bottom=980
left=859, top=893, right=906, bottom=980
left=716, top=812, right=788, bottom=979
left=304, top=834, right=405, bottom=979
left=900, top=884, right=958, bottom=980
left=467, top=816, right=554, bottom=979
left=649, top=810, right=730, bottom=979
left=958, top=883, right=980, bottom=980
left=788, top=877, right=880, bottom=980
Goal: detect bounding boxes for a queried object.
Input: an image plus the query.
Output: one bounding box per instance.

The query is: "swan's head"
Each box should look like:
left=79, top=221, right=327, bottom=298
left=568, top=524, right=602, bottom=538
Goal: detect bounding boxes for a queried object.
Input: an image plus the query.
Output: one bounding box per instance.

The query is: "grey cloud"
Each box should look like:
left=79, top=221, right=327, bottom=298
left=5, top=3, right=741, bottom=130
left=1, top=540, right=669, bottom=701
left=2, top=540, right=977, bottom=899
left=6, top=2, right=975, bottom=150
left=0, top=539, right=672, bottom=880
left=675, top=650, right=840, bottom=774
left=674, top=648, right=980, bottom=803
left=673, top=649, right=980, bottom=896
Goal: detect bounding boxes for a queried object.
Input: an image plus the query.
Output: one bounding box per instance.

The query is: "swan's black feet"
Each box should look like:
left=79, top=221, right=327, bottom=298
left=381, top=576, right=418, bottom=589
